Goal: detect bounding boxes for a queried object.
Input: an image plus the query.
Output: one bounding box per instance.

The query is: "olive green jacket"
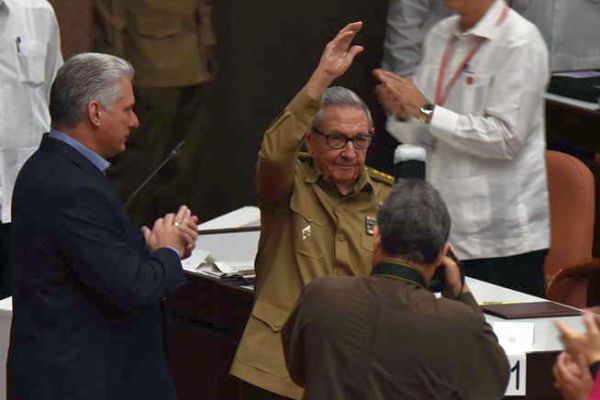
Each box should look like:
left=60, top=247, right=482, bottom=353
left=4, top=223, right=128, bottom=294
left=94, top=0, right=216, bottom=87
left=230, top=88, right=392, bottom=399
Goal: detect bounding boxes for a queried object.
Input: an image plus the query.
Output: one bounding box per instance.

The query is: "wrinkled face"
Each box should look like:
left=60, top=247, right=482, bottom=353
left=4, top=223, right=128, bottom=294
left=306, top=105, right=372, bottom=190
left=96, top=79, right=139, bottom=158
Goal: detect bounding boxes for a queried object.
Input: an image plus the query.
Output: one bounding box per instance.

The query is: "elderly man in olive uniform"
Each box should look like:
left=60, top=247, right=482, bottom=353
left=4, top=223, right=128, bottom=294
left=94, top=0, right=217, bottom=226
left=230, top=22, right=393, bottom=399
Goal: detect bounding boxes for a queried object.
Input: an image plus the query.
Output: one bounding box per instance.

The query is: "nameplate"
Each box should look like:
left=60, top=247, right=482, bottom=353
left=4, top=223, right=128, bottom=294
left=505, top=353, right=527, bottom=396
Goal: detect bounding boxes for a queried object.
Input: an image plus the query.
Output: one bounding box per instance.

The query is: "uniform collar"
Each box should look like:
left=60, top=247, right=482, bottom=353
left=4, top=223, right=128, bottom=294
left=371, top=260, right=427, bottom=289
left=302, top=159, right=373, bottom=195
left=451, top=0, right=508, bottom=41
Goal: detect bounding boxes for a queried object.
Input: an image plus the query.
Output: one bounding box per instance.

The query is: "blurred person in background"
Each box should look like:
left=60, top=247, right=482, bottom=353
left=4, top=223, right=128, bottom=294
left=94, top=0, right=218, bottom=226
left=0, top=0, right=63, bottom=298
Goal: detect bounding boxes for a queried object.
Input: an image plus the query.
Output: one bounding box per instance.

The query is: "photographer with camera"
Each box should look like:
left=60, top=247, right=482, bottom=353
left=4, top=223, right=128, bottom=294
left=282, top=179, right=509, bottom=400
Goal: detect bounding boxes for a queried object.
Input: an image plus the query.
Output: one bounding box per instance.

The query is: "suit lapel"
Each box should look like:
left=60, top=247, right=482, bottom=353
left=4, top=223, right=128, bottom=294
left=39, top=133, right=106, bottom=179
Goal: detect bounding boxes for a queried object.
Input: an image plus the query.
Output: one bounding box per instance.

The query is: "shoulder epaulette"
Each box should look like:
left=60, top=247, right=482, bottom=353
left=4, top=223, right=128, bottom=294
left=367, top=167, right=394, bottom=186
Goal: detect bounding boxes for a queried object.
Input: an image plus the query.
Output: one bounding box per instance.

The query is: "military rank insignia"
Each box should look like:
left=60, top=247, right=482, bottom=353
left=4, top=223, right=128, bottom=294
left=365, top=216, right=376, bottom=235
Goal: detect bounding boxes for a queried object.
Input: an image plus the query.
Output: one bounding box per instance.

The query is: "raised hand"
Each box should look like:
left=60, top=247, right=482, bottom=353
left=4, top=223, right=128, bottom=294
left=306, top=21, right=364, bottom=99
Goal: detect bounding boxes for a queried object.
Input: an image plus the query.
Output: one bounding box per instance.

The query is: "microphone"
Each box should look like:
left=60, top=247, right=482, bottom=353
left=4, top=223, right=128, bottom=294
left=124, top=140, right=186, bottom=209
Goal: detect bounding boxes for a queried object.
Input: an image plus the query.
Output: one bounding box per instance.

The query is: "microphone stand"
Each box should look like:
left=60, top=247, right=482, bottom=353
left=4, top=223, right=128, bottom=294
left=124, top=140, right=186, bottom=210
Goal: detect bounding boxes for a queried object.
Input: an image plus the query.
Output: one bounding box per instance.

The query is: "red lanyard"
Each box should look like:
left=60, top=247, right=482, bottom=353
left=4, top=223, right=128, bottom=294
left=434, top=4, right=510, bottom=106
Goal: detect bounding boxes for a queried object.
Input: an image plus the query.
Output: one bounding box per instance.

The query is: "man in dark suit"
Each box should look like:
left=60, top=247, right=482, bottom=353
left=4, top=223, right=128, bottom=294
left=8, top=52, right=198, bottom=400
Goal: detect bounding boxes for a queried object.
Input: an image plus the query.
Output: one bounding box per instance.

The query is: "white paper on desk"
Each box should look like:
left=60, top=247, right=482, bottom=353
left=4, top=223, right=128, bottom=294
left=491, top=321, right=534, bottom=353
left=181, top=249, right=211, bottom=272
left=193, top=264, right=227, bottom=278
left=553, top=70, right=600, bottom=79
left=214, top=261, right=254, bottom=275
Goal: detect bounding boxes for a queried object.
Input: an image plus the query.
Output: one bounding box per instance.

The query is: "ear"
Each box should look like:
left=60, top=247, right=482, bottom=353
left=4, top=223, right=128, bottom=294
left=88, top=100, right=103, bottom=128
left=305, top=130, right=314, bottom=153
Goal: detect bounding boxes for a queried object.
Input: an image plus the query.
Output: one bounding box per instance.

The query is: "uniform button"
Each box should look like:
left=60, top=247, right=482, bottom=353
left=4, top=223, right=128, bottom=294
left=337, top=234, right=345, bottom=241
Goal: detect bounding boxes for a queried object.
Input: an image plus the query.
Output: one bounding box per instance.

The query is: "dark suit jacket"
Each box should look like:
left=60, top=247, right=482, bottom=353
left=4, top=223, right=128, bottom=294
left=8, top=135, right=184, bottom=400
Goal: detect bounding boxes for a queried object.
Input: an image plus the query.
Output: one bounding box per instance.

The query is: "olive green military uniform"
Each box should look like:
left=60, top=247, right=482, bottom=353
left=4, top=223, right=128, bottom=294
left=94, top=0, right=216, bottom=225
left=230, top=88, right=393, bottom=399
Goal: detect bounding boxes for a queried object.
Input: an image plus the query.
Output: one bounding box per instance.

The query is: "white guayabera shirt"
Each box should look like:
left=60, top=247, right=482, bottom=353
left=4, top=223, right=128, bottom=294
left=0, top=0, right=62, bottom=222
left=387, top=0, right=550, bottom=260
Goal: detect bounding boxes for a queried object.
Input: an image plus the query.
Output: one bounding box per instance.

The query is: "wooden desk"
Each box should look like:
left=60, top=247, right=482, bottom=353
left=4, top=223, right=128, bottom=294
left=164, top=275, right=253, bottom=400
left=164, top=274, right=582, bottom=400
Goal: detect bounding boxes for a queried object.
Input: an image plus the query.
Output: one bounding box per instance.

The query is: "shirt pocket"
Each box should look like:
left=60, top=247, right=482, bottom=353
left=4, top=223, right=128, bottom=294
left=134, top=13, right=184, bottom=39
left=17, top=40, right=46, bottom=85
left=456, top=73, right=492, bottom=115
left=237, top=299, right=291, bottom=378
left=290, top=193, right=328, bottom=261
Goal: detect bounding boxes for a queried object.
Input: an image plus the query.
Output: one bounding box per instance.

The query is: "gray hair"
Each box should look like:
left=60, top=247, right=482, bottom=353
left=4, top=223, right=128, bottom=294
left=312, top=86, right=373, bottom=129
left=50, top=52, right=134, bottom=129
left=377, top=179, right=451, bottom=264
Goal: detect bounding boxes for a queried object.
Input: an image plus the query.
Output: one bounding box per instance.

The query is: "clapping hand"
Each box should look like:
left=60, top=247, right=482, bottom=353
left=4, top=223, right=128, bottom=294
left=553, top=312, right=600, bottom=400
left=373, top=68, right=428, bottom=120
left=142, top=205, right=199, bottom=259
left=553, top=352, right=594, bottom=400
left=555, top=313, right=600, bottom=365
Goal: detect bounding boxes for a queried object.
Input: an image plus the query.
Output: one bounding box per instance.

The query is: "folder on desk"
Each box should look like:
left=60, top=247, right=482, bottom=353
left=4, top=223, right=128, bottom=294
left=482, top=301, right=581, bottom=319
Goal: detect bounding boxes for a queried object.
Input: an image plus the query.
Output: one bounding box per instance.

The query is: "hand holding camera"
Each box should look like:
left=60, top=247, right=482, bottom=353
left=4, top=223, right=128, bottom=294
left=440, top=249, right=467, bottom=299
left=429, top=247, right=467, bottom=298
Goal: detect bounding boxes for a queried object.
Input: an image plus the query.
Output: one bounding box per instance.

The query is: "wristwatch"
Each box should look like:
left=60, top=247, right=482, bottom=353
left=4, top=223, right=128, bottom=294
left=418, top=103, right=435, bottom=124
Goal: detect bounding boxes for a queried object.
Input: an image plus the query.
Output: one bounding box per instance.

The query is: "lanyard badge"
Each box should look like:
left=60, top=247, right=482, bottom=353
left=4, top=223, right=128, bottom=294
left=434, top=4, right=510, bottom=106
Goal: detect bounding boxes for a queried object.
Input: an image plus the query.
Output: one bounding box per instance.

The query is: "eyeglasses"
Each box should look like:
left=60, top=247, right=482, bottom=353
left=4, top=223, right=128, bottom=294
left=312, top=127, right=373, bottom=150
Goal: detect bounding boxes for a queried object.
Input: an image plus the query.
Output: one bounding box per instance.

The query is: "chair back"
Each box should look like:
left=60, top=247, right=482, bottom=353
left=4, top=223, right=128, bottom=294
left=544, top=150, right=595, bottom=284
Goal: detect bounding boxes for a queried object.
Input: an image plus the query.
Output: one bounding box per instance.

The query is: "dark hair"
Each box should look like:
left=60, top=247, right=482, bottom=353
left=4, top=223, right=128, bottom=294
left=377, top=179, right=451, bottom=264
left=50, top=52, right=134, bottom=129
